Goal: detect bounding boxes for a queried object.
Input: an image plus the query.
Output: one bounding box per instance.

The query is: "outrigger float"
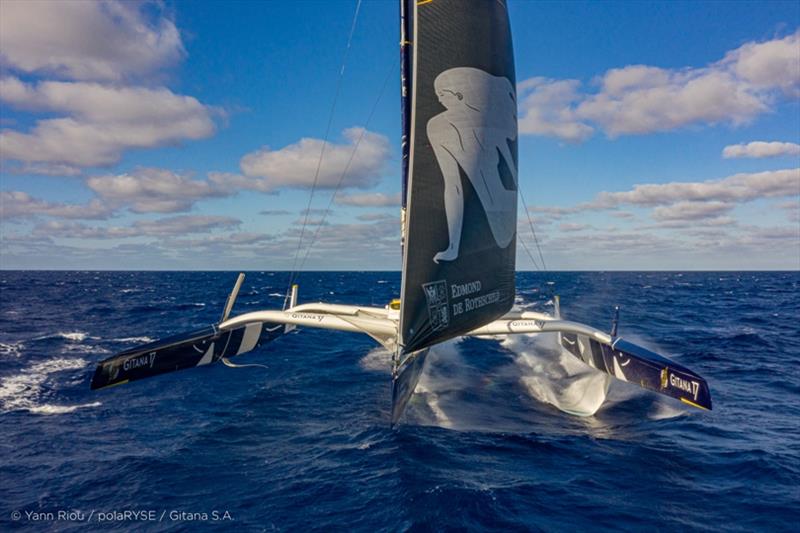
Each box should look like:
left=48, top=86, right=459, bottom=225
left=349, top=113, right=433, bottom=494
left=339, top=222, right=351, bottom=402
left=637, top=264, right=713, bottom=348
left=91, top=0, right=711, bottom=423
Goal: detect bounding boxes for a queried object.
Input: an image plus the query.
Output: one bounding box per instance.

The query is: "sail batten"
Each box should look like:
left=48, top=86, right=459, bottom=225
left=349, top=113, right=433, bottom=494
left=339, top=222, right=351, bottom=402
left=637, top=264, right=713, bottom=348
left=399, top=0, right=517, bottom=354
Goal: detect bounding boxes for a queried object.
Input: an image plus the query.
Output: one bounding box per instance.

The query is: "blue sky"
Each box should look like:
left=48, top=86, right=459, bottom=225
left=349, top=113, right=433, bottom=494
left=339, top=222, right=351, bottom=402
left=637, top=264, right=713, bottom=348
left=1, top=0, right=798, bottom=270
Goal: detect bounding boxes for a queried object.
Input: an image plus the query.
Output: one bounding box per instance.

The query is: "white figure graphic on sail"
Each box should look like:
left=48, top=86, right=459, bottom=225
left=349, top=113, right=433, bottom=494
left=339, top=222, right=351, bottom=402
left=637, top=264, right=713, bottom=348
left=426, top=67, right=518, bottom=264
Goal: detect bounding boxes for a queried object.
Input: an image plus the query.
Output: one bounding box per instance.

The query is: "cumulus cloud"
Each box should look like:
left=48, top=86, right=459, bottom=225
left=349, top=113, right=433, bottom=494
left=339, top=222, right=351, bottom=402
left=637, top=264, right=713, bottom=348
left=0, top=191, right=112, bottom=220
left=592, top=168, right=799, bottom=208
left=0, top=0, right=184, bottom=82
left=558, top=223, right=591, bottom=232
left=722, top=141, right=800, bottom=159
left=518, top=31, right=800, bottom=141
left=335, top=192, right=401, bottom=207
left=33, top=215, right=240, bottom=239
left=0, top=77, right=217, bottom=168
left=232, top=127, right=390, bottom=191
left=86, top=167, right=226, bottom=213
left=163, top=232, right=274, bottom=250
left=722, top=31, right=800, bottom=94
left=291, top=216, right=329, bottom=227
left=1, top=162, right=82, bottom=176
left=776, top=200, right=799, bottom=223
left=524, top=169, right=798, bottom=235
left=517, top=78, right=593, bottom=142
left=356, top=213, right=399, bottom=222
left=652, top=201, right=734, bottom=221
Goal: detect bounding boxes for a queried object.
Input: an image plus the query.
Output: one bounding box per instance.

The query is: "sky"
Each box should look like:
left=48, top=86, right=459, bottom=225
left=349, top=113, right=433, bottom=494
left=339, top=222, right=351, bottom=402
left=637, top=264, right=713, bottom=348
left=0, top=0, right=798, bottom=271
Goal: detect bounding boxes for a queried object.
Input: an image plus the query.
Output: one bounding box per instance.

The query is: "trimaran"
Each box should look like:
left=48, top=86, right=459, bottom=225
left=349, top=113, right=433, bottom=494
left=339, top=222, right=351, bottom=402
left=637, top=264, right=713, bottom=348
left=90, top=0, right=712, bottom=423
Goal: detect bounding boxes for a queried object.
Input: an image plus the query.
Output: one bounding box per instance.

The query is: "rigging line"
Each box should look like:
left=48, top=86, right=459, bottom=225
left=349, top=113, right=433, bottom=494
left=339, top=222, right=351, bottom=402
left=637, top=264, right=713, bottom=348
left=517, top=186, right=548, bottom=271
left=286, top=0, right=363, bottom=291
left=518, top=231, right=541, bottom=271
left=296, top=61, right=396, bottom=273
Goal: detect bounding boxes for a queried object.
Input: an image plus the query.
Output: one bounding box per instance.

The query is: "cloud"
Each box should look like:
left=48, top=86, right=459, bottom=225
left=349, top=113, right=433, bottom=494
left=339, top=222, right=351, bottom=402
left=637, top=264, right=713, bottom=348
left=86, top=167, right=226, bottom=213
left=517, top=31, right=800, bottom=141
left=163, top=232, right=274, bottom=250
left=652, top=216, right=736, bottom=229
left=259, top=209, right=291, bottom=216
left=723, top=31, right=800, bottom=94
left=517, top=78, right=593, bottom=142
left=0, top=0, right=184, bottom=82
left=0, top=77, right=216, bottom=168
left=610, top=211, right=635, bottom=219
left=558, top=223, right=591, bottom=232
left=578, top=68, right=766, bottom=136
left=0, top=191, right=112, bottom=220
left=233, top=127, right=390, bottom=191
left=33, top=215, right=240, bottom=239
left=722, top=141, right=800, bottom=159
left=0, top=162, right=82, bottom=176
left=526, top=205, right=583, bottom=220
left=291, top=217, right=329, bottom=227
left=356, top=213, right=399, bottom=222
left=776, top=200, right=799, bottom=223
left=592, top=168, right=799, bottom=208
left=299, top=208, right=333, bottom=216
left=335, top=192, right=401, bottom=207
left=652, top=201, right=735, bottom=221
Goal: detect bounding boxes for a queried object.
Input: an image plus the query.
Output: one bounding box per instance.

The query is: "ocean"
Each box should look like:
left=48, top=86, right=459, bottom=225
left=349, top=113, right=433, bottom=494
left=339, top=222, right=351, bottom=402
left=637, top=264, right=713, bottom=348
left=1, top=271, right=798, bottom=531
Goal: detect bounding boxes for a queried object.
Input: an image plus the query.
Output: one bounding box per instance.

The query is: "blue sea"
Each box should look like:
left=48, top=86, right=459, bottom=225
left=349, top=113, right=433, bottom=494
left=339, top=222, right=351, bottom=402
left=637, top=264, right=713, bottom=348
left=1, top=271, right=798, bottom=531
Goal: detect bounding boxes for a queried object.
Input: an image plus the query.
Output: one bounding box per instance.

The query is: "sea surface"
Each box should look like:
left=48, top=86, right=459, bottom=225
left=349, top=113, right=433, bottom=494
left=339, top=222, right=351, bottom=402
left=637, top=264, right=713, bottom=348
left=1, top=271, right=798, bottom=532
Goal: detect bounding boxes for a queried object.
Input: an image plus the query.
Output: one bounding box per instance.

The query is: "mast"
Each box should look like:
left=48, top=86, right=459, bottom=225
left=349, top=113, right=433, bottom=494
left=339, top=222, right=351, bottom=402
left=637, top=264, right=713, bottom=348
left=400, top=0, right=413, bottom=251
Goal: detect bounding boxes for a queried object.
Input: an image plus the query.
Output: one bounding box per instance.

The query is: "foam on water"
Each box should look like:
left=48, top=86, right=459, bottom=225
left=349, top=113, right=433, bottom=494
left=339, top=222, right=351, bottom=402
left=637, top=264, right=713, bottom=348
left=501, top=333, right=610, bottom=416
left=29, top=402, right=102, bottom=415
left=0, top=357, right=96, bottom=414
left=32, top=331, right=95, bottom=342
left=114, top=336, right=155, bottom=344
left=413, top=340, right=465, bottom=428
left=0, top=341, right=23, bottom=357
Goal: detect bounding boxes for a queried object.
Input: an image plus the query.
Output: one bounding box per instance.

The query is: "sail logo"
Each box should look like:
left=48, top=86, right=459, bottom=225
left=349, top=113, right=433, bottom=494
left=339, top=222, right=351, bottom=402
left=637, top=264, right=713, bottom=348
left=427, top=67, right=518, bottom=263
left=422, top=280, right=450, bottom=331
left=669, top=373, right=700, bottom=400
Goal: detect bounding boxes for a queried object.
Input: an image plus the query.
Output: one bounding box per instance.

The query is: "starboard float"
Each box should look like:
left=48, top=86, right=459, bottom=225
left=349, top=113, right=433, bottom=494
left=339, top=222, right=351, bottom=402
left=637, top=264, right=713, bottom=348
left=90, top=0, right=712, bottom=422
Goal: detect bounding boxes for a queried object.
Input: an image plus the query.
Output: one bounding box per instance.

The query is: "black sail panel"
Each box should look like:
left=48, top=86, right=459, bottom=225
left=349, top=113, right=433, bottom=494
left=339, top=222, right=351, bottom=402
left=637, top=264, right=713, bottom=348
left=400, top=0, right=517, bottom=353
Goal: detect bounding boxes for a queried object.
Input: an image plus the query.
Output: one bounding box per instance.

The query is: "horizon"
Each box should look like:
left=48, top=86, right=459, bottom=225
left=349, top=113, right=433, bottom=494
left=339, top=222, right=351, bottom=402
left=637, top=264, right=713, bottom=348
left=2, top=268, right=796, bottom=273
left=1, top=0, right=799, bottom=270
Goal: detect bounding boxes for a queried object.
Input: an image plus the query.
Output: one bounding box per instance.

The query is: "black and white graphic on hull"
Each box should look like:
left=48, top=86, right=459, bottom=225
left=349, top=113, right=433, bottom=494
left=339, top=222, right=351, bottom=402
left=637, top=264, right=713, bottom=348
left=426, top=67, right=518, bottom=263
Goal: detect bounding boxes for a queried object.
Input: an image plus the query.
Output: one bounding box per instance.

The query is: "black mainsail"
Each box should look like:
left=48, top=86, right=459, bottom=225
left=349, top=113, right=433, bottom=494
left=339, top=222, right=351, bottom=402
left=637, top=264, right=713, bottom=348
left=399, top=0, right=518, bottom=354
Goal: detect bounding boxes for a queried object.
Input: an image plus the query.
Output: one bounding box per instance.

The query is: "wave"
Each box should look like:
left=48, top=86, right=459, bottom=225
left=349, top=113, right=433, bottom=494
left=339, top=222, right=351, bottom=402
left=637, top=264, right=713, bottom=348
left=0, top=357, right=96, bottom=415
left=0, top=341, right=23, bottom=358
left=28, top=402, right=102, bottom=415
left=30, top=331, right=99, bottom=343
left=61, top=344, right=111, bottom=354
left=113, top=336, right=155, bottom=344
